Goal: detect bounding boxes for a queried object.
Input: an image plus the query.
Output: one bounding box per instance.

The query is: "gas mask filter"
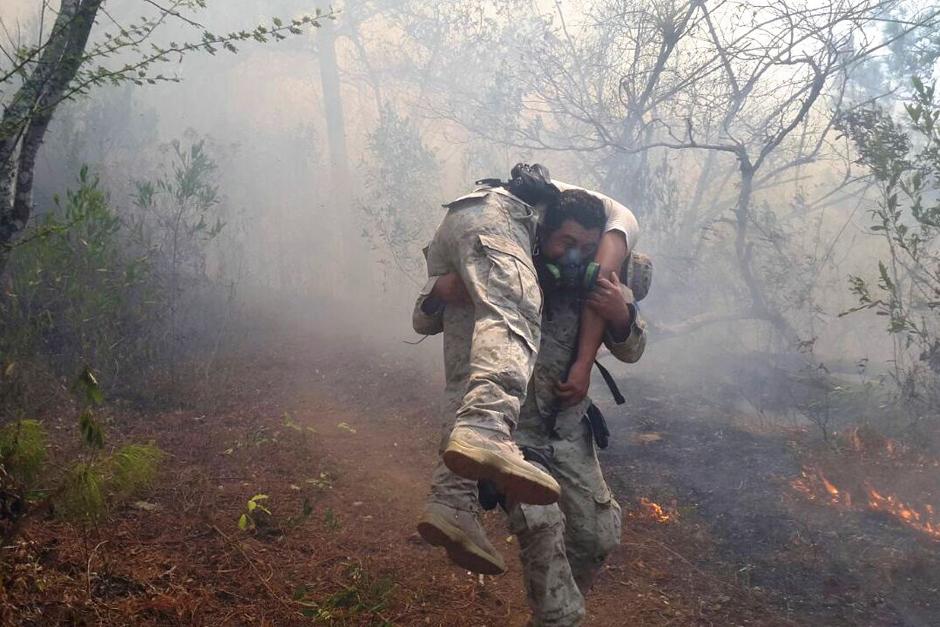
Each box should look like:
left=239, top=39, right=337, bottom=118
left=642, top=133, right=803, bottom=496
left=541, top=248, right=601, bottom=293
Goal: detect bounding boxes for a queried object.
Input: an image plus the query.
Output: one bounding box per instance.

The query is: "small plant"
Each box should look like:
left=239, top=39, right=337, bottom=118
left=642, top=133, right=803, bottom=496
left=324, top=507, right=341, bottom=531
left=0, top=420, right=47, bottom=488
left=0, top=419, right=48, bottom=537
left=238, top=494, right=271, bottom=531
left=56, top=368, right=164, bottom=523
left=0, top=369, right=163, bottom=541
left=291, top=563, right=395, bottom=624
left=286, top=497, right=314, bottom=528
left=284, top=413, right=303, bottom=432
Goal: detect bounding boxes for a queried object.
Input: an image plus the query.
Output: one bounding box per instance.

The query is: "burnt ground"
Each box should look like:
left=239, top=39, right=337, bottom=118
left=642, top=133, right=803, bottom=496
left=2, top=330, right=939, bottom=626
left=596, top=372, right=940, bottom=626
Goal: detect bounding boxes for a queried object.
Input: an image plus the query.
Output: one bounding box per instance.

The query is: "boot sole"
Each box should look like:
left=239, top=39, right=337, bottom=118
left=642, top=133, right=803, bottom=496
left=442, top=438, right=560, bottom=506
left=417, top=512, right=506, bottom=575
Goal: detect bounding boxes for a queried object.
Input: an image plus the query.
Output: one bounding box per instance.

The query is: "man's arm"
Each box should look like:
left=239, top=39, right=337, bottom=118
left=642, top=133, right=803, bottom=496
left=551, top=182, right=637, bottom=406
left=605, top=313, right=647, bottom=363
left=603, top=304, right=646, bottom=366
left=413, top=277, right=445, bottom=336
left=555, top=231, right=629, bottom=406
left=411, top=273, right=471, bottom=336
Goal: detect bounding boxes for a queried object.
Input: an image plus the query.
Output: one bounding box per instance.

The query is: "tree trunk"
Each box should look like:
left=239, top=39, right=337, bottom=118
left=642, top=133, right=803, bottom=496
left=734, top=161, right=801, bottom=347
left=318, top=20, right=350, bottom=192
left=0, top=0, right=103, bottom=269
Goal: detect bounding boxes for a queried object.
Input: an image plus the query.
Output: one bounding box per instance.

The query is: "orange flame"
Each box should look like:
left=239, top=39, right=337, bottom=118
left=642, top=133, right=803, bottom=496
left=866, top=486, right=940, bottom=540
left=790, top=468, right=851, bottom=507
left=791, top=466, right=939, bottom=541
left=637, top=497, right=673, bottom=524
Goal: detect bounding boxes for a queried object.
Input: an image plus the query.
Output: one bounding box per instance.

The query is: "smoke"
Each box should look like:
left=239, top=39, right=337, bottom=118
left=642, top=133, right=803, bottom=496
left=2, top=0, right=936, bottom=429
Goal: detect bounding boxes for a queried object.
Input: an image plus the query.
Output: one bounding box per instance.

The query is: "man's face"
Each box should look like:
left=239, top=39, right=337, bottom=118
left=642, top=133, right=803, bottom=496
left=540, top=219, right=601, bottom=262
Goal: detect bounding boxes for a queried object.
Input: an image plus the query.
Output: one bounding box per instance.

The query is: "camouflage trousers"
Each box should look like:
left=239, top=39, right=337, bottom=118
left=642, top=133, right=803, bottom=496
left=422, top=191, right=542, bottom=438
left=422, top=190, right=620, bottom=626
left=508, top=413, right=623, bottom=627
left=429, top=412, right=622, bottom=627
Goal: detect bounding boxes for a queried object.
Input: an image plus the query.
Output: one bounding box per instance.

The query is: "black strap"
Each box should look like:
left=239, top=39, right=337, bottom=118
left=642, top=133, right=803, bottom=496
left=594, top=360, right=625, bottom=405
left=475, top=177, right=505, bottom=187
left=586, top=403, right=610, bottom=449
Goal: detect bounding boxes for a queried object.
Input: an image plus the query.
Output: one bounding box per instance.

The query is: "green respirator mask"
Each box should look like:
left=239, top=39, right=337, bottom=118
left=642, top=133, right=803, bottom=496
left=540, top=248, right=601, bottom=293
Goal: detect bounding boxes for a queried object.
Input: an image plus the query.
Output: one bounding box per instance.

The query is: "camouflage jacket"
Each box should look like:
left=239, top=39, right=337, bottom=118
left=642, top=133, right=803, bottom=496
left=413, top=279, right=646, bottom=429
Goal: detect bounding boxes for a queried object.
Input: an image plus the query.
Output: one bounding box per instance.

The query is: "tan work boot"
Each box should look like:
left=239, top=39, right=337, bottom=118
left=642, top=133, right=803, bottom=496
left=417, top=502, right=506, bottom=575
left=443, top=425, right=561, bottom=506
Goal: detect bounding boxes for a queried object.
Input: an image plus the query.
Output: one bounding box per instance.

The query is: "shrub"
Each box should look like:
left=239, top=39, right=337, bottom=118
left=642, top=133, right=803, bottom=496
left=0, top=420, right=46, bottom=487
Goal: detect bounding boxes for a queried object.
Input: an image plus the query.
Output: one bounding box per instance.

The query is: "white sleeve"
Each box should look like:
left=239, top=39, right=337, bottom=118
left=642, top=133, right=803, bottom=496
left=554, top=180, right=639, bottom=250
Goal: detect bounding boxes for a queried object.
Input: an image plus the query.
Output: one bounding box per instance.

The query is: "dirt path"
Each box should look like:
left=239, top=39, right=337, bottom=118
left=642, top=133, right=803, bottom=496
left=6, top=331, right=939, bottom=625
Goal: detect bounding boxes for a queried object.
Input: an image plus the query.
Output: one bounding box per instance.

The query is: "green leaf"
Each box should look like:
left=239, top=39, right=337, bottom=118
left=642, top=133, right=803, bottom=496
left=73, top=367, right=104, bottom=406
left=79, top=410, right=105, bottom=449
left=238, top=514, right=250, bottom=530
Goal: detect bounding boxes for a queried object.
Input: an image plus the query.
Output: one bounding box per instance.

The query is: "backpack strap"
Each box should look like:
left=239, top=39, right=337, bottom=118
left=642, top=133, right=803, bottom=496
left=594, top=359, right=625, bottom=405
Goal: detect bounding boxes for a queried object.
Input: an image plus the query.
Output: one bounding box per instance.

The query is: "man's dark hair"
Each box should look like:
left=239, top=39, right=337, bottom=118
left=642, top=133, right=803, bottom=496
left=542, top=189, right=606, bottom=235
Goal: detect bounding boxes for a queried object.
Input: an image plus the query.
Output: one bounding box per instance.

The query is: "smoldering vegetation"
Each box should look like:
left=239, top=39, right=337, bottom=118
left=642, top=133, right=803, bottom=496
left=2, top=0, right=940, bottom=624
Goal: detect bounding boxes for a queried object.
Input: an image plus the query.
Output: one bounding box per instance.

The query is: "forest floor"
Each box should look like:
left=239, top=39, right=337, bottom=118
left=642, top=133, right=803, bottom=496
left=4, top=328, right=940, bottom=626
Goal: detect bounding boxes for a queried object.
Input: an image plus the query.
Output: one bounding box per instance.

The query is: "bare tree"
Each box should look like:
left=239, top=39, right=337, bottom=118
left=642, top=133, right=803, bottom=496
left=389, top=0, right=940, bottom=347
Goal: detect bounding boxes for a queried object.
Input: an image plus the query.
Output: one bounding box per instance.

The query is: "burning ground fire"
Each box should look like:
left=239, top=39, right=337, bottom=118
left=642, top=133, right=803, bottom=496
left=866, top=488, right=940, bottom=539
left=634, top=497, right=675, bottom=524
left=791, top=467, right=940, bottom=541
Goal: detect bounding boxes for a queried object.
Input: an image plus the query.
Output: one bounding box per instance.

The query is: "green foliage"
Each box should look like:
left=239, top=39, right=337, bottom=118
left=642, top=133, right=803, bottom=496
left=129, top=135, right=232, bottom=383
left=840, top=77, right=940, bottom=420
left=0, top=5, right=328, bottom=140
left=323, top=507, right=341, bottom=531
left=54, top=372, right=164, bottom=524
left=0, top=169, right=162, bottom=390
left=56, top=444, right=164, bottom=524
left=58, top=462, right=106, bottom=523
left=0, top=420, right=47, bottom=487
left=238, top=493, right=271, bottom=532
left=78, top=410, right=105, bottom=450
left=73, top=367, right=104, bottom=407
left=131, top=137, right=224, bottom=289
left=109, top=444, right=163, bottom=497
left=293, top=563, right=395, bottom=624
left=2, top=133, right=234, bottom=407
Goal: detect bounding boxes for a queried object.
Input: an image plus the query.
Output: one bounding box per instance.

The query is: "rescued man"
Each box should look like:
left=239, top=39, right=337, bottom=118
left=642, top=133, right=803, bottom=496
left=415, top=189, right=648, bottom=626
left=418, top=164, right=637, bottom=507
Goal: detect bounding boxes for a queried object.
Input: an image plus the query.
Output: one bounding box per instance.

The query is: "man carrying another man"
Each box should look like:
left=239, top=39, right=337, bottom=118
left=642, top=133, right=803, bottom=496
left=418, top=164, right=637, bottom=506
left=413, top=169, right=648, bottom=625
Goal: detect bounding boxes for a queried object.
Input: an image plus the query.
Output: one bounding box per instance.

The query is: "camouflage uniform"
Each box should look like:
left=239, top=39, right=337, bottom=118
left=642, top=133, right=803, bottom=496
left=414, top=182, right=637, bottom=505
left=415, top=256, right=646, bottom=627
left=507, top=289, right=645, bottom=626
left=414, top=181, right=642, bottom=624
left=418, top=183, right=638, bottom=440
left=417, top=187, right=544, bottom=441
